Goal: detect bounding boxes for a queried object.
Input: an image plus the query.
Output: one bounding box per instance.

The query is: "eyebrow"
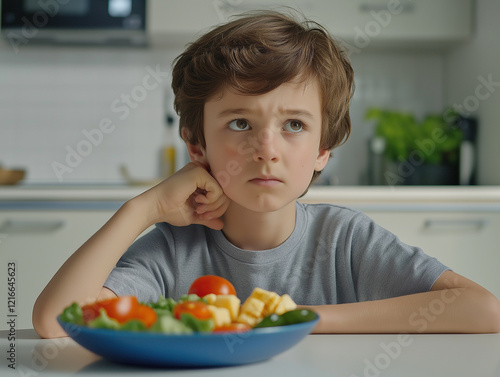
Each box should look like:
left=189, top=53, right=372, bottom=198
left=216, top=108, right=316, bottom=119
left=280, top=109, right=316, bottom=119
left=216, top=108, right=249, bottom=118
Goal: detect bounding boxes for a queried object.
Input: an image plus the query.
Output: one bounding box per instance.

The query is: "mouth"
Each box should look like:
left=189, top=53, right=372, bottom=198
left=249, top=176, right=283, bottom=187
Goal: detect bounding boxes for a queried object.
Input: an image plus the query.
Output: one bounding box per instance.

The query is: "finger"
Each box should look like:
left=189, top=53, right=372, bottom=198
left=194, top=193, right=210, bottom=204
left=195, top=193, right=229, bottom=214
left=195, top=171, right=224, bottom=203
left=196, top=202, right=230, bottom=226
left=196, top=193, right=229, bottom=218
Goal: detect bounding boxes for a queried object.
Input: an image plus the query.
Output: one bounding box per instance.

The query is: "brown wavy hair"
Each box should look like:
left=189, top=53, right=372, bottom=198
left=172, top=10, right=354, bottom=183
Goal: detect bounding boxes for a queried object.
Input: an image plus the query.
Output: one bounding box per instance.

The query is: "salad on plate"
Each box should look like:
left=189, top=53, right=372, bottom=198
left=59, top=275, right=318, bottom=335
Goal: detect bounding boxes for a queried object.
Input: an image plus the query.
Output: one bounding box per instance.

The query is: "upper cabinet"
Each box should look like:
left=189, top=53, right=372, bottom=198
left=147, top=0, right=473, bottom=49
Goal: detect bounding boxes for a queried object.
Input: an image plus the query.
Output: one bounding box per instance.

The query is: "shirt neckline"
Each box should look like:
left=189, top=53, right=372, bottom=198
left=208, top=202, right=308, bottom=264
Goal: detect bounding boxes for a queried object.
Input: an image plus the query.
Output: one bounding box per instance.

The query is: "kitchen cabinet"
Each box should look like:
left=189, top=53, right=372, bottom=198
left=302, top=186, right=500, bottom=300
left=0, top=209, right=116, bottom=330
left=0, top=186, right=153, bottom=331
left=147, top=0, right=473, bottom=49
left=364, top=210, right=500, bottom=299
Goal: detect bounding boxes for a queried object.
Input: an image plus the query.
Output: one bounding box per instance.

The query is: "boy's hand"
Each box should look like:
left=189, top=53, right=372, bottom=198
left=140, top=162, right=230, bottom=230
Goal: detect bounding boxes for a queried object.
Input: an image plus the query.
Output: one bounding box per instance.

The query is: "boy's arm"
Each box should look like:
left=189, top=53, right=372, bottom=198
left=32, top=162, right=229, bottom=338
left=306, top=271, right=500, bottom=334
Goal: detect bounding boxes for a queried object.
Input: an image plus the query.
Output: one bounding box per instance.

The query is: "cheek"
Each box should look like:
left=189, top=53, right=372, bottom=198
left=208, top=135, right=250, bottom=164
left=208, top=144, right=244, bottom=167
left=206, top=145, right=246, bottom=189
left=291, top=145, right=319, bottom=167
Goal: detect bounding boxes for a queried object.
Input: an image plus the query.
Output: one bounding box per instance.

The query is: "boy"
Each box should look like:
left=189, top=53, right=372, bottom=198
left=33, top=11, right=500, bottom=338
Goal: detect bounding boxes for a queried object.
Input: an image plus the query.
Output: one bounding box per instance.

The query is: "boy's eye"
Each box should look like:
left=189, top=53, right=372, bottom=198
left=284, top=120, right=303, bottom=133
left=228, top=119, right=250, bottom=131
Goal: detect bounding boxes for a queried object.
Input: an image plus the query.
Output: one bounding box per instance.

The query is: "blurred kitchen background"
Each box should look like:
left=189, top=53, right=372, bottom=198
left=1, top=0, right=499, bottom=186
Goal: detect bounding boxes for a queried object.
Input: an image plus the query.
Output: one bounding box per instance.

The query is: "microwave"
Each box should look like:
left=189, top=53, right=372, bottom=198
left=1, top=0, right=147, bottom=46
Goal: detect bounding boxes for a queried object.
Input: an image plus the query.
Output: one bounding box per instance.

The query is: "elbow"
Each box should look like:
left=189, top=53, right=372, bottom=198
left=32, top=297, right=66, bottom=339
left=32, top=299, right=51, bottom=339
left=485, top=294, right=500, bottom=333
left=474, top=291, right=500, bottom=333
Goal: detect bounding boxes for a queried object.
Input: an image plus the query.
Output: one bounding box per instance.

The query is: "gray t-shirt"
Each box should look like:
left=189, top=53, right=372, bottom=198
left=104, top=202, right=448, bottom=304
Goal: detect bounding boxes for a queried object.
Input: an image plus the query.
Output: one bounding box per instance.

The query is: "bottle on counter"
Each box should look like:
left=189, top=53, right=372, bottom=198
left=159, top=114, right=177, bottom=178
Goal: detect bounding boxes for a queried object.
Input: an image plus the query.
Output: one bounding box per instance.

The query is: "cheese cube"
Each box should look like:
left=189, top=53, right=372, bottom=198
left=263, top=293, right=281, bottom=315
left=240, top=297, right=265, bottom=318
left=207, top=305, right=231, bottom=327
left=274, top=294, right=297, bottom=315
left=249, top=288, right=281, bottom=315
left=236, top=312, right=260, bottom=327
left=214, top=295, right=241, bottom=321
left=203, top=293, right=217, bottom=305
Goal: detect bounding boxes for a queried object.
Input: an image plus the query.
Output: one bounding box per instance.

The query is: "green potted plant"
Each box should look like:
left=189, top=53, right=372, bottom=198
left=365, top=108, right=462, bottom=185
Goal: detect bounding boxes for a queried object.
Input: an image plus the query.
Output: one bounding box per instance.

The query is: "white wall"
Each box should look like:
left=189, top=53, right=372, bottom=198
left=0, top=46, right=183, bottom=184
left=445, top=0, right=500, bottom=185
left=0, top=44, right=445, bottom=185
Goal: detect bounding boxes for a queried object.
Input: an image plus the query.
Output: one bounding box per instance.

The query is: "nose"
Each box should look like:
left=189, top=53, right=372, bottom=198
left=251, top=128, right=279, bottom=163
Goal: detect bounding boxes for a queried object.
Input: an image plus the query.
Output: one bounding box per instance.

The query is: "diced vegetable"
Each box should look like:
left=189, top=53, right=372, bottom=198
left=145, top=295, right=177, bottom=313
left=149, top=314, right=193, bottom=334
left=82, top=296, right=157, bottom=328
left=178, top=294, right=206, bottom=303
left=179, top=313, right=214, bottom=333
left=87, top=308, right=120, bottom=330
left=173, top=301, right=212, bottom=320
left=60, top=302, right=84, bottom=326
left=254, top=309, right=317, bottom=328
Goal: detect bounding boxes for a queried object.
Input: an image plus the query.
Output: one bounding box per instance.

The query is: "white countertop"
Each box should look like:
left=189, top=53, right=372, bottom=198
left=0, top=184, right=149, bottom=201
left=1, top=185, right=500, bottom=211
left=3, top=329, right=500, bottom=377
left=304, top=185, right=500, bottom=205
left=1, top=185, right=500, bottom=202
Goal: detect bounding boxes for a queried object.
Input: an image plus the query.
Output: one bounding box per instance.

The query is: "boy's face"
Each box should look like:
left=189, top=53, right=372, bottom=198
left=195, top=78, right=329, bottom=213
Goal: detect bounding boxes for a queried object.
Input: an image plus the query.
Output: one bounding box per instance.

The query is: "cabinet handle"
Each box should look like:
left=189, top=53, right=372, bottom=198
left=0, top=219, right=65, bottom=233
left=423, top=219, right=487, bottom=232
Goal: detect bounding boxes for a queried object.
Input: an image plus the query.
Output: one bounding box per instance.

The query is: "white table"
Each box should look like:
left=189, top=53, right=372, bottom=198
left=2, top=329, right=500, bottom=377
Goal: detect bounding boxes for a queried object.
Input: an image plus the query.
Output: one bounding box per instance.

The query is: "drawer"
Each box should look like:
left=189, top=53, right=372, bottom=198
left=0, top=210, right=115, bottom=330
left=365, top=211, right=500, bottom=299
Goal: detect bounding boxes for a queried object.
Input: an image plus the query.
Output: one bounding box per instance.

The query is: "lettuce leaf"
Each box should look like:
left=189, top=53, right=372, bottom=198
left=180, top=313, right=214, bottom=333
left=145, top=295, right=177, bottom=315
left=87, top=308, right=120, bottom=330
left=149, top=314, right=193, bottom=334
left=60, top=302, right=84, bottom=325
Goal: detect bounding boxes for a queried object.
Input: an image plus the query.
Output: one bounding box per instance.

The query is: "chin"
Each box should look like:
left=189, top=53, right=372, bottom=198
left=233, top=194, right=297, bottom=214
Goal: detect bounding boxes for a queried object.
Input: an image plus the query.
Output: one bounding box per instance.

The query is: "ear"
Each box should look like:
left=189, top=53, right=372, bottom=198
left=182, top=128, right=208, bottom=165
left=185, top=142, right=208, bottom=165
left=314, top=148, right=330, bottom=172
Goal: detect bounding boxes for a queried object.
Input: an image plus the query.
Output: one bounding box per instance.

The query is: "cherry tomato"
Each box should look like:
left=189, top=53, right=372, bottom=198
left=82, top=296, right=157, bottom=328
left=130, top=303, right=158, bottom=328
left=188, top=275, right=236, bottom=297
left=212, top=323, right=251, bottom=333
left=173, top=301, right=212, bottom=320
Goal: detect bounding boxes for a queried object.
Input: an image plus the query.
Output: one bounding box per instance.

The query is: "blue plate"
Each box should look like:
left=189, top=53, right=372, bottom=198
left=57, top=314, right=318, bottom=367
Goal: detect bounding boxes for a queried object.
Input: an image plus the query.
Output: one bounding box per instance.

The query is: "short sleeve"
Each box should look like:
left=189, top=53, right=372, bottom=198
left=103, top=226, right=177, bottom=303
left=346, top=212, right=449, bottom=302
